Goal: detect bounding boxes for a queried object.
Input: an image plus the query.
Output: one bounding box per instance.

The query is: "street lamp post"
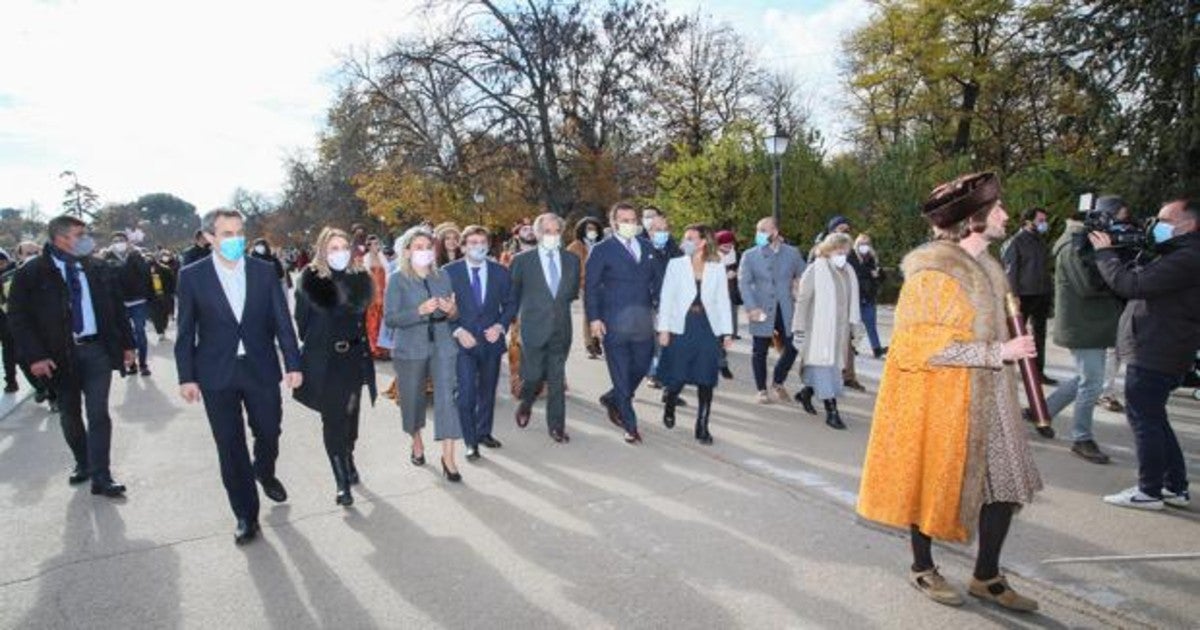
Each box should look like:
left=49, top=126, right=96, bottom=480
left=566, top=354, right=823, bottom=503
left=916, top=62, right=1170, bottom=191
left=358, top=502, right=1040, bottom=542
left=473, top=190, right=486, bottom=226
left=763, top=126, right=790, bottom=228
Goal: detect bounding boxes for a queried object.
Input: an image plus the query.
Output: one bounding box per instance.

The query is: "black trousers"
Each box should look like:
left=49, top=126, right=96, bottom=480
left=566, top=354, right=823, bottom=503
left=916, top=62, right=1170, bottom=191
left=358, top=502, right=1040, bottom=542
left=201, top=360, right=283, bottom=521
left=0, top=315, right=16, bottom=385
left=520, top=336, right=569, bottom=432
left=149, top=296, right=174, bottom=336
left=751, top=305, right=798, bottom=391
left=53, top=341, right=115, bottom=482
left=1018, top=293, right=1051, bottom=377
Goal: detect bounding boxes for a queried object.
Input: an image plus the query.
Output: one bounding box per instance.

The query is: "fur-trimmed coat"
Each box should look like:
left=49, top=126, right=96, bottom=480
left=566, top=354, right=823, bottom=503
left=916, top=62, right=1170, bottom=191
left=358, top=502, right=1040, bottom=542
left=292, top=267, right=376, bottom=413
left=856, top=240, right=1041, bottom=543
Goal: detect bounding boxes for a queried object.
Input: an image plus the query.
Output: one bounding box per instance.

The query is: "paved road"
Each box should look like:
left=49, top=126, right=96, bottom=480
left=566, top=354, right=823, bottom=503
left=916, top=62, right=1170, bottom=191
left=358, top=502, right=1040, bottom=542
left=1, top=306, right=1197, bottom=629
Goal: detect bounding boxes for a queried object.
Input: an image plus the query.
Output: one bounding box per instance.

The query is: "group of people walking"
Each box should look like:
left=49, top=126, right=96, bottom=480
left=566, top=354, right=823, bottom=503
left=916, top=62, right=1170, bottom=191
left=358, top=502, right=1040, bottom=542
left=6, top=172, right=1195, bottom=620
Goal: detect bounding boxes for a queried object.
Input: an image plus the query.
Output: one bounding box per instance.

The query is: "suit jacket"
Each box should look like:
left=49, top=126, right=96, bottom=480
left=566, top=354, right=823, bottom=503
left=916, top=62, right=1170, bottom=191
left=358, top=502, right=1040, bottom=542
left=737, top=242, right=806, bottom=337
left=510, top=247, right=580, bottom=349
left=444, top=258, right=517, bottom=350
left=7, top=244, right=134, bottom=372
left=656, top=257, right=733, bottom=336
left=584, top=236, right=664, bottom=342
left=383, top=269, right=458, bottom=361
left=174, top=256, right=301, bottom=390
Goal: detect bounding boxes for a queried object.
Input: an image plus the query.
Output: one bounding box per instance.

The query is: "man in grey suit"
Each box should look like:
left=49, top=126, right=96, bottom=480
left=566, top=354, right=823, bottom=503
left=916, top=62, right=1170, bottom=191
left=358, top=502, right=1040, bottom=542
left=510, top=213, right=581, bottom=443
left=738, top=217, right=806, bottom=404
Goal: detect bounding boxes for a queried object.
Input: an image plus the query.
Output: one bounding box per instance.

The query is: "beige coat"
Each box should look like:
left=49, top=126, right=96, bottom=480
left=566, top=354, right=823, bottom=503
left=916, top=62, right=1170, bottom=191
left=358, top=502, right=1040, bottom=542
left=791, top=257, right=860, bottom=369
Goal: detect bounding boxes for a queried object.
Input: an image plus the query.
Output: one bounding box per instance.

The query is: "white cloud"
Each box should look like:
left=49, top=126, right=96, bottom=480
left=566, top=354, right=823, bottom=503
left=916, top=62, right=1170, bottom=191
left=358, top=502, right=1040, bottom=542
left=0, top=0, right=424, bottom=214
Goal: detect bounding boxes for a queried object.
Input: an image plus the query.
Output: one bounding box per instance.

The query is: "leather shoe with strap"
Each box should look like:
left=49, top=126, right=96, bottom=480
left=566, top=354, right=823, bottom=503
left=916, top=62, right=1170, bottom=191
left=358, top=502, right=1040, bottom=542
left=909, top=568, right=963, bottom=606
left=968, top=575, right=1038, bottom=612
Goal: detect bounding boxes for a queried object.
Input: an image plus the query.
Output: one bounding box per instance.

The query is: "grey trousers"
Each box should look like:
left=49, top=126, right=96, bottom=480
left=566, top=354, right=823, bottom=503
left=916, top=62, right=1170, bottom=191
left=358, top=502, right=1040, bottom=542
left=519, top=339, right=569, bottom=432
left=394, top=353, right=461, bottom=440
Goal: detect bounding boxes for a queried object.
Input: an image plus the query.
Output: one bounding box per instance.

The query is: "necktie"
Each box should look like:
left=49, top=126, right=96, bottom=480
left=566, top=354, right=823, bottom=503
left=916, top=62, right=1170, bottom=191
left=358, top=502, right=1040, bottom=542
left=471, top=266, right=483, bottom=306
left=625, top=239, right=638, bottom=261
left=63, top=259, right=84, bottom=334
left=547, top=252, right=559, bottom=298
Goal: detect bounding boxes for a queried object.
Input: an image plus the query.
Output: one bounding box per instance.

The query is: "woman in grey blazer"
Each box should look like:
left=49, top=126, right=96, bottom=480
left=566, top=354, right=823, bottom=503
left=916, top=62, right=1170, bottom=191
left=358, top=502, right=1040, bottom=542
left=384, top=227, right=464, bottom=482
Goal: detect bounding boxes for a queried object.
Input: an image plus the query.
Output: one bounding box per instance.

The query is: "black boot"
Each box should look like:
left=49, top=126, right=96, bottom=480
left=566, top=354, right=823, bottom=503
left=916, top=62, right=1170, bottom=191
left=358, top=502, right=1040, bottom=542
left=795, top=386, right=817, bottom=415
left=694, top=386, right=714, bottom=444
left=329, top=454, right=354, bottom=507
left=823, top=399, right=846, bottom=430
left=662, top=388, right=678, bottom=429
left=346, top=451, right=360, bottom=485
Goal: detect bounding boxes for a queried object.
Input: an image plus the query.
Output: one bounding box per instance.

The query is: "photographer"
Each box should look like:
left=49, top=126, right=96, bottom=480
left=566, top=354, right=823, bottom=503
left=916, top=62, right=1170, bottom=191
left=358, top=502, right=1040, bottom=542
left=1091, top=198, right=1200, bottom=510
left=1042, top=196, right=1130, bottom=464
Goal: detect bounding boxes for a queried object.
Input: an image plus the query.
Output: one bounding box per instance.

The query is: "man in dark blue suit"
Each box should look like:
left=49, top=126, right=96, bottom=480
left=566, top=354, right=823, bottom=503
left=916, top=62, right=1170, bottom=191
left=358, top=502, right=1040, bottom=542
left=175, top=209, right=302, bottom=545
left=586, top=201, right=665, bottom=444
left=445, top=225, right=517, bottom=460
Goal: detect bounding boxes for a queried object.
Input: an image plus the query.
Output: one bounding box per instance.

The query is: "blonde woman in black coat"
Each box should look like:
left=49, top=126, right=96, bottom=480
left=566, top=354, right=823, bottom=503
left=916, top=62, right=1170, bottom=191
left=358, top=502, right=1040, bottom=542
left=293, top=227, right=376, bottom=507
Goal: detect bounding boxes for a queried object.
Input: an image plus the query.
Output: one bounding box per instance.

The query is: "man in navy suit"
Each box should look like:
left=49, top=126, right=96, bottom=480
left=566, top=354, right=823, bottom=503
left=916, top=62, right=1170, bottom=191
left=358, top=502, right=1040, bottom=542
left=586, top=201, right=665, bottom=444
left=445, top=225, right=517, bottom=460
left=175, top=208, right=302, bottom=545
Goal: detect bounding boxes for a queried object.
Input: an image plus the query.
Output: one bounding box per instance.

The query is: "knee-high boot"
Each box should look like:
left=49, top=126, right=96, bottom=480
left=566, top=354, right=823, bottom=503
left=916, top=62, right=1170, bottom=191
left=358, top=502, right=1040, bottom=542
left=823, top=398, right=846, bottom=430
left=329, top=454, right=354, bottom=507
left=695, top=386, right=714, bottom=444
left=663, top=387, right=679, bottom=429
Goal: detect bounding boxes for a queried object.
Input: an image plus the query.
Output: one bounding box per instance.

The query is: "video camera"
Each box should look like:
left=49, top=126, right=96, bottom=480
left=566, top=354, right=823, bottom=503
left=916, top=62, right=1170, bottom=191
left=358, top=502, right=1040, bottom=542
left=1078, top=193, right=1147, bottom=249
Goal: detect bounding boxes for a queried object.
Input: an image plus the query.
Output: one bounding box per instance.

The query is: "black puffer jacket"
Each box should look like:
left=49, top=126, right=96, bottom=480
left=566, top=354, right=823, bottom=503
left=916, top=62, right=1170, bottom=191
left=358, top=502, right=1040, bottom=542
left=1095, top=231, right=1200, bottom=376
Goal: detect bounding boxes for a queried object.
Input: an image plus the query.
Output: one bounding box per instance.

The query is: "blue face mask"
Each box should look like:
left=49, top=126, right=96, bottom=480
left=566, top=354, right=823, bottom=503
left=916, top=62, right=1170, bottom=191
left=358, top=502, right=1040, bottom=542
left=755, top=231, right=771, bottom=247
left=1152, top=221, right=1175, bottom=244
left=651, top=231, right=669, bottom=249
left=219, top=236, right=246, bottom=261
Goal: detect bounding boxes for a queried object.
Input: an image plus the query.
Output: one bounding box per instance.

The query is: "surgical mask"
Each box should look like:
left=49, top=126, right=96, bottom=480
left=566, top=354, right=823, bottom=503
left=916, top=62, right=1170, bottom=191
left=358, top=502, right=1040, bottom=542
left=254, top=245, right=267, bottom=255
left=1036, top=221, right=1048, bottom=234
left=650, top=231, right=669, bottom=249
left=540, top=234, right=561, bottom=250
left=857, top=244, right=871, bottom=255
left=465, top=244, right=488, bottom=262
left=218, top=236, right=245, bottom=262
left=111, top=242, right=128, bottom=255
left=754, top=231, right=771, bottom=248
left=642, top=218, right=655, bottom=233
left=680, top=240, right=698, bottom=257
left=328, top=250, right=351, bottom=271
left=411, top=249, right=436, bottom=268
left=1152, top=221, right=1176, bottom=244
left=831, top=254, right=848, bottom=269
left=585, top=230, right=599, bottom=242
left=73, top=235, right=96, bottom=258
left=617, top=223, right=640, bottom=239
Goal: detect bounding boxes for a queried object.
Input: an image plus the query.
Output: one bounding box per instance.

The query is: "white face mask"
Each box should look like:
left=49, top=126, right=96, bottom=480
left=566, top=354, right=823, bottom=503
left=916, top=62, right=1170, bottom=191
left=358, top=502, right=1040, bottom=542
left=857, top=244, right=871, bottom=255
left=585, top=230, right=599, bottom=242
left=112, top=242, right=128, bottom=254
left=540, top=234, right=561, bottom=250
left=831, top=254, right=848, bottom=269
left=642, top=217, right=655, bottom=232
left=465, top=244, right=488, bottom=262
left=411, top=249, right=436, bottom=269
left=328, top=250, right=351, bottom=271
left=617, top=223, right=641, bottom=239
left=254, top=245, right=267, bottom=255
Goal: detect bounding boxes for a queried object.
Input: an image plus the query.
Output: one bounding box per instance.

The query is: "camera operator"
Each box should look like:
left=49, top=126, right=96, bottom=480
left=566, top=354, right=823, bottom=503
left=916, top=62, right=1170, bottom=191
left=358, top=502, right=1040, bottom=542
left=1090, top=198, right=1200, bottom=510
left=1041, top=196, right=1131, bottom=464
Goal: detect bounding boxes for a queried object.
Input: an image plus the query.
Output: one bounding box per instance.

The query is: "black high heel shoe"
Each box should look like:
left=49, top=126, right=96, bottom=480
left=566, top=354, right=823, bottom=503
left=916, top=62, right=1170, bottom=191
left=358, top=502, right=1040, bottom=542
left=411, top=449, right=426, bottom=467
left=441, top=458, right=462, bottom=483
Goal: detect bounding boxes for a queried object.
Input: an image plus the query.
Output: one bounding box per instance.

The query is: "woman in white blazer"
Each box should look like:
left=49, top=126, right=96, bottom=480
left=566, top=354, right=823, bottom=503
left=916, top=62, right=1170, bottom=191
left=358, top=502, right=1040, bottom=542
left=656, top=224, right=734, bottom=444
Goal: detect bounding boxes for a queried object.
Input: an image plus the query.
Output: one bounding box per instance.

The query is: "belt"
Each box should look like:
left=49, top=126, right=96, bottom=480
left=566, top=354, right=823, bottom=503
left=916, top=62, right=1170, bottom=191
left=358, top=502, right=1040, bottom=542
left=74, top=334, right=99, bottom=345
left=333, top=338, right=364, bottom=353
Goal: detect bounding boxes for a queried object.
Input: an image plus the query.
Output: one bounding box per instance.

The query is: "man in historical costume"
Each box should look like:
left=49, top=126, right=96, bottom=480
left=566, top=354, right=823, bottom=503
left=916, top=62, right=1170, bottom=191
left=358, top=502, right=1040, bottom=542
left=857, top=172, right=1043, bottom=612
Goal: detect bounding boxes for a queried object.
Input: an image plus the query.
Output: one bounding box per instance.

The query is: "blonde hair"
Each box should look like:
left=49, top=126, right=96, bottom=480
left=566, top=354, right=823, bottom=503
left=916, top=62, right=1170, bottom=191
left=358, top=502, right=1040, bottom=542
left=309, top=227, right=364, bottom=278
left=396, top=226, right=436, bottom=278
left=814, top=232, right=852, bottom=258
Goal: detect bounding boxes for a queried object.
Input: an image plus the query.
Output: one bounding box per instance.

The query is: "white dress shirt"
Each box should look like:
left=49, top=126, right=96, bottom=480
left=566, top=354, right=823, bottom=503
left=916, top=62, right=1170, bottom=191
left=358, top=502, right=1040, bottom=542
left=212, top=255, right=247, bottom=355
left=50, top=255, right=98, bottom=338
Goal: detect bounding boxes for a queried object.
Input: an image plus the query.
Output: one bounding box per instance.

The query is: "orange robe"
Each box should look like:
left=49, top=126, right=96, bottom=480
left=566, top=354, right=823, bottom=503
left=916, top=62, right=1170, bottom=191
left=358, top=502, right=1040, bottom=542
left=365, top=262, right=388, bottom=359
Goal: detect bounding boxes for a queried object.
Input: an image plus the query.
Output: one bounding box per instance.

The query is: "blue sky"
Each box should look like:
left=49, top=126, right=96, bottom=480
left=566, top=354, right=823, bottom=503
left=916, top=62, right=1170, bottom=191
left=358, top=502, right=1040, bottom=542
left=0, top=0, right=870, bottom=216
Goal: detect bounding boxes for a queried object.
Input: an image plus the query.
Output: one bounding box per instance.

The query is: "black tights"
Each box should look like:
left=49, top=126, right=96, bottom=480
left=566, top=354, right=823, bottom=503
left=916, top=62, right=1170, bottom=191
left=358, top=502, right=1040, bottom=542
left=910, top=502, right=1016, bottom=580
left=321, top=394, right=361, bottom=458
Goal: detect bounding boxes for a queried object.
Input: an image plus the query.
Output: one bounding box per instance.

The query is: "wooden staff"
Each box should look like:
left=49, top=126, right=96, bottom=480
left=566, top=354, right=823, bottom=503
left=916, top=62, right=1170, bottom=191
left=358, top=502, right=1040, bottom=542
left=1005, top=294, right=1054, bottom=438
